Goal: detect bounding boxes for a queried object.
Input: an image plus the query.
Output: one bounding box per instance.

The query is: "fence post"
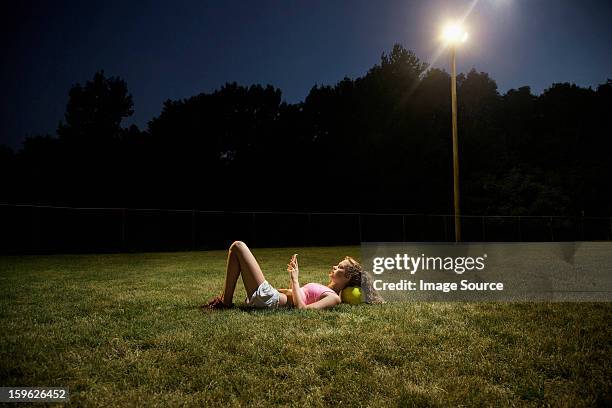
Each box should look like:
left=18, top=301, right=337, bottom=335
left=30, top=206, right=40, bottom=253
left=307, top=213, right=312, bottom=245
left=191, top=209, right=196, bottom=250
left=442, top=215, right=447, bottom=242
left=121, top=208, right=126, bottom=251
left=481, top=216, right=486, bottom=242
left=549, top=216, right=554, bottom=241
left=159, top=209, right=164, bottom=251
left=252, top=213, right=257, bottom=246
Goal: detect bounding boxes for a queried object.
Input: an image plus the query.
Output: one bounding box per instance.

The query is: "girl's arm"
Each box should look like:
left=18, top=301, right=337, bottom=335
left=278, top=288, right=293, bottom=306
left=304, top=292, right=341, bottom=310
left=288, top=281, right=341, bottom=309
left=287, top=254, right=341, bottom=309
left=290, top=279, right=306, bottom=309
left=288, top=255, right=307, bottom=309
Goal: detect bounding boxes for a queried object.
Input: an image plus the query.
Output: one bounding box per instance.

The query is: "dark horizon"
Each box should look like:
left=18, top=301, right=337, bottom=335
left=2, top=0, right=612, bottom=150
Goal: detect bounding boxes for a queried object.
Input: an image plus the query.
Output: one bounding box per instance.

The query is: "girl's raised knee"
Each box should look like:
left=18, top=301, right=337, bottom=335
left=230, top=240, right=247, bottom=252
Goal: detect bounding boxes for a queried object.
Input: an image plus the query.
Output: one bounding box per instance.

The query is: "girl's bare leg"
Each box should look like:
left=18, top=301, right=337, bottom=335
left=221, top=241, right=266, bottom=306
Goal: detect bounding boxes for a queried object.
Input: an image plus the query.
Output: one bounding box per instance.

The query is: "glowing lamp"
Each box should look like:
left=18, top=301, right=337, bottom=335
left=441, top=22, right=468, bottom=45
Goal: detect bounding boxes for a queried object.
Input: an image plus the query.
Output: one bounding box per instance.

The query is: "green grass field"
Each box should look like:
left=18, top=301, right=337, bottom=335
left=1, top=246, right=610, bottom=407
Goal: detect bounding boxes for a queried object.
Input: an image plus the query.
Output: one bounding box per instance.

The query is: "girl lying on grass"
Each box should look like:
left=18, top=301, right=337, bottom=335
left=203, top=241, right=383, bottom=310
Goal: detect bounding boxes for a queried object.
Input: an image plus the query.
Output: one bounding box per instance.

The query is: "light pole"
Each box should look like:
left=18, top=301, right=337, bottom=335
left=441, top=22, right=468, bottom=243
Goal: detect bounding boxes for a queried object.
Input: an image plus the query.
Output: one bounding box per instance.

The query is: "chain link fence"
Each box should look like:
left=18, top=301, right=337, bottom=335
left=1, top=204, right=611, bottom=254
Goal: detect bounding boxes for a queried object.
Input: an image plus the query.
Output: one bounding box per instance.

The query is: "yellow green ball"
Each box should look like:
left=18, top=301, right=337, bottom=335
left=341, top=286, right=364, bottom=305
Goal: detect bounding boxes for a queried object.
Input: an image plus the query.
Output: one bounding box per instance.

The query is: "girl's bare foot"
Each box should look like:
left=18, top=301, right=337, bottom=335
left=201, top=294, right=234, bottom=310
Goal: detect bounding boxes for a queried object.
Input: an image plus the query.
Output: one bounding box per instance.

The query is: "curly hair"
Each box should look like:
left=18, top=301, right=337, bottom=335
left=343, top=256, right=385, bottom=304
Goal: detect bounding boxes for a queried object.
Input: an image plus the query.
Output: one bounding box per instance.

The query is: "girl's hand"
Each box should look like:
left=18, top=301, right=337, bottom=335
left=287, top=254, right=299, bottom=281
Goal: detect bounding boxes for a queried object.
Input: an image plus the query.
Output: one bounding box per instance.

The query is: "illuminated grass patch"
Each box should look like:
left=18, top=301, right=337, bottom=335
left=1, top=247, right=610, bottom=406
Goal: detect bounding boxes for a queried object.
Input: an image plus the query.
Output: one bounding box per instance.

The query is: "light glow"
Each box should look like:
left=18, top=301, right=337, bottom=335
left=441, top=22, right=468, bottom=45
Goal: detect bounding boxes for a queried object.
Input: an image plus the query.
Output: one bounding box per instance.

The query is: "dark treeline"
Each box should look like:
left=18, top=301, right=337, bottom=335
left=2, top=44, right=611, bottom=216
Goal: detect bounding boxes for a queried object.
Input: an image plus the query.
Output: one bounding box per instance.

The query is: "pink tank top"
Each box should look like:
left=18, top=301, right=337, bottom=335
left=300, top=283, right=336, bottom=305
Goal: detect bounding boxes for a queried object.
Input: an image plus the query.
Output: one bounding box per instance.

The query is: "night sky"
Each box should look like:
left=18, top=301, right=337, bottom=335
left=2, top=0, right=611, bottom=150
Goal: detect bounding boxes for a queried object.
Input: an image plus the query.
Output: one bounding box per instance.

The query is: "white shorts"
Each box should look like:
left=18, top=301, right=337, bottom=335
left=245, top=280, right=281, bottom=308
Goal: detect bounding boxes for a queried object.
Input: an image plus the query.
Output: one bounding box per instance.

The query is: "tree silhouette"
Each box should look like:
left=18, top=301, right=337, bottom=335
left=146, top=82, right=284, bottom=208
left=3, top=45, right=611, bottom=217
left=57, top=71, right=134, bottom=145
left=54, top=70, right=136, bottom=205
